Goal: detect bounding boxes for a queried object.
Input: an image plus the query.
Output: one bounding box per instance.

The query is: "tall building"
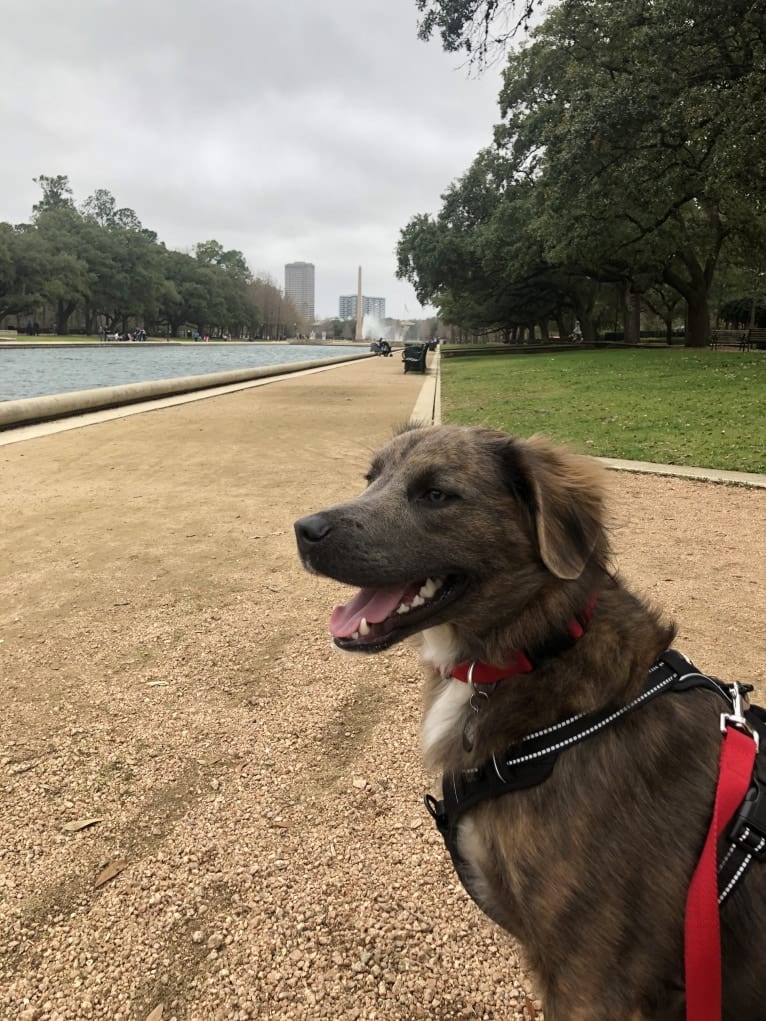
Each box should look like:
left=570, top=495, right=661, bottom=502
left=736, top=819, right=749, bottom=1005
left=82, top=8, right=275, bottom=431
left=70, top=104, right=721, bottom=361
left=285, top=262, right=315, bottom=323
left=338, top=295, right=386, bottom=320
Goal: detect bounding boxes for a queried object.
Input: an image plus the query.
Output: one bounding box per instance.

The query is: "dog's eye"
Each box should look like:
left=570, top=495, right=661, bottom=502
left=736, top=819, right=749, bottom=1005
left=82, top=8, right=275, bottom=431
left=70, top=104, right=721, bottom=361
left=422, top=488, right=452, bottom=505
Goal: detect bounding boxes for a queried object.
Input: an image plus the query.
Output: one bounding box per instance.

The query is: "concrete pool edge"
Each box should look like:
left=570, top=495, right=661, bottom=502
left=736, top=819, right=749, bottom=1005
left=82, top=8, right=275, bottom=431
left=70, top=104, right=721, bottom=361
left=0, top=352, right=373, bottom=431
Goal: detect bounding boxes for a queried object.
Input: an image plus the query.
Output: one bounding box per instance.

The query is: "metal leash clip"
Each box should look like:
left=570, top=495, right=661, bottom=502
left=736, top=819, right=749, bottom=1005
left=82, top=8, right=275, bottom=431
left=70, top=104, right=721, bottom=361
left=721, top=681, right=759, bottom=751
left=467, top=662, right=491, bottom=714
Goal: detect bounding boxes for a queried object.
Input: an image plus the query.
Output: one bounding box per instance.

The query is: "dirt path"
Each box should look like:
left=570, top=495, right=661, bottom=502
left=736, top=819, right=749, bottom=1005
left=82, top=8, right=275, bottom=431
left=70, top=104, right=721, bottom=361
left=1, top=356, right=763, bottom=1021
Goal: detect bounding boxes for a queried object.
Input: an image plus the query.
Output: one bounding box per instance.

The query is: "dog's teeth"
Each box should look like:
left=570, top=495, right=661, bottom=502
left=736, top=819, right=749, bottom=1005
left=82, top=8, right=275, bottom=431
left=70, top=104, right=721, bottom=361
left=359, top=618, right=370, bottom=636
left=420, top=578, right=440, bottom=599
left=396, top=603, right=410, bottom=615
left=351, top=630, right=360, bottom=641
left=411, top=595, right=425, bottom=608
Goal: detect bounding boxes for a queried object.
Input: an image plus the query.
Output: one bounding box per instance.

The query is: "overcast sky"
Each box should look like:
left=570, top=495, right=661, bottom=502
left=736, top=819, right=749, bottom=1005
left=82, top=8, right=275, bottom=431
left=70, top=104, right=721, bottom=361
left=1, top=0, right=513, bottom=320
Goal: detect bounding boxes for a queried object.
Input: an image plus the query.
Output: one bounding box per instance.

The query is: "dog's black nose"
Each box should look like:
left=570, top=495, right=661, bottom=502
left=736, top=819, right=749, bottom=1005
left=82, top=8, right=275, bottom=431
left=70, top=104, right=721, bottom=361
left=294, top=513, right=333, bottom=547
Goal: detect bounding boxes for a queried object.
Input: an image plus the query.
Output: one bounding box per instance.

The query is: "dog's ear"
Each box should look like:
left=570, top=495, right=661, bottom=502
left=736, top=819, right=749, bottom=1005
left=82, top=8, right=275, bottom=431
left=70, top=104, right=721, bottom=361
left=500, top=435, right=606, bottom=580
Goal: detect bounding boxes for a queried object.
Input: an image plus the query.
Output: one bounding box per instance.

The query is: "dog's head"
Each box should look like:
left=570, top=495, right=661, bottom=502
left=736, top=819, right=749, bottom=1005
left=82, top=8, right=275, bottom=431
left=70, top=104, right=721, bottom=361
left=294, top=425, right=608, bottom=654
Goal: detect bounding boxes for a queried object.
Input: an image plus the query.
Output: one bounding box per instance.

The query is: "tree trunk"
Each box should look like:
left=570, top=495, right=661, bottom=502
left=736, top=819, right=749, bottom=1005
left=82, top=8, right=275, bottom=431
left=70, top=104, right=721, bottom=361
left=539, top=320, right=549, bottom=342
left=83, top=302, right=95, bottom=335
left=662, top=233, right=721, bottom=347
left=56, top=298, right=76, bottom=335
left=665, top=318, right=673, bottom=345
left=685, top=293, right=711, bottom=348
left=622, top=285, right=641, bottom=344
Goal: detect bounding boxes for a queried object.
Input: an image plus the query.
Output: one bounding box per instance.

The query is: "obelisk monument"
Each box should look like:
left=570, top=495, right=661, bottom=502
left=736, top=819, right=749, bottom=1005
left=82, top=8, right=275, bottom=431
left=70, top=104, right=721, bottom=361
left=355, top=265, right=364, bottom=341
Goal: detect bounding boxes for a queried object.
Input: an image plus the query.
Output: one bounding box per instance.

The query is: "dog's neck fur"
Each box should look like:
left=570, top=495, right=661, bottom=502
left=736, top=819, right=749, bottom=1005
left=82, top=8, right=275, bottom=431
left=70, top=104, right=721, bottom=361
left=418, top=577, right=675, bottom=772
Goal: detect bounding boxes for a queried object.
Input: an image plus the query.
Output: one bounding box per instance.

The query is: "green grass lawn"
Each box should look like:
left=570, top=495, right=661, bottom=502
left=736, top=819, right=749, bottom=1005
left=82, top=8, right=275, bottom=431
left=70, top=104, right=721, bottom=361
left=441, top=349, right=766, bottom=473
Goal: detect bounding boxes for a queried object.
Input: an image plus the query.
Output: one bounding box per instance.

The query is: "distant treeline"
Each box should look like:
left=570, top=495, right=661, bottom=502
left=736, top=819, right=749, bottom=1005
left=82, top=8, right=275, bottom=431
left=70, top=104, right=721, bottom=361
left=0, top=175, right=303, bottom=338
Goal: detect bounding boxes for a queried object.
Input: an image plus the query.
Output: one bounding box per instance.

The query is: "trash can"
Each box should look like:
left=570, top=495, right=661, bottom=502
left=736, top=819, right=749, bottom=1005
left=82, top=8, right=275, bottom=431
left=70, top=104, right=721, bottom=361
left=402, top=343, right=428, bottom=374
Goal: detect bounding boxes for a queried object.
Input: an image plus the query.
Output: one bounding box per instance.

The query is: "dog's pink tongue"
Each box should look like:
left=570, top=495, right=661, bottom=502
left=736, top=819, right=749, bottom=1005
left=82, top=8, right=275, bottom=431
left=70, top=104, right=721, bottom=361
left=330, top=584, right=411, bottom=638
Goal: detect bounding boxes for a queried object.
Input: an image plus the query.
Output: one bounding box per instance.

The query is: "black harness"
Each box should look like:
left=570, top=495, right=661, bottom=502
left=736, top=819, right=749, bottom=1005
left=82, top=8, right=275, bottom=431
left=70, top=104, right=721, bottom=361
left=425, top=649, right=766, bottom=908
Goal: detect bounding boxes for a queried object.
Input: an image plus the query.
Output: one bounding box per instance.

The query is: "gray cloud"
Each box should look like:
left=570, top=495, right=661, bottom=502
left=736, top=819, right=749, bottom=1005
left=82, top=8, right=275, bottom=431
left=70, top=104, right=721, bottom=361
left=2, top=0, right=507, bottom=317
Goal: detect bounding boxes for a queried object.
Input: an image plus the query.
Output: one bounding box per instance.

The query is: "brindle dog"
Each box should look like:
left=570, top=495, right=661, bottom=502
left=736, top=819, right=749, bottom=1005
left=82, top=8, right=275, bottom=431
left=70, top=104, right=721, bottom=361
left=294, top=424, right=765, bottom=1021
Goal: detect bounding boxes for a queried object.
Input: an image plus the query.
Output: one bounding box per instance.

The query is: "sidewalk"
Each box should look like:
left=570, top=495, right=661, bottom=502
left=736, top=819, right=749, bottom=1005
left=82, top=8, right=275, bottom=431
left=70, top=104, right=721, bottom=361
left=0, top=353, right=763, bottom=1021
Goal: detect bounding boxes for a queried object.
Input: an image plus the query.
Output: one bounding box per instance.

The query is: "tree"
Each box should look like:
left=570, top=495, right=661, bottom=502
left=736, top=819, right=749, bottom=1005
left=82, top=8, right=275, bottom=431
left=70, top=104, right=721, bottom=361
left=194, top=239, right=226, bottom=266
left=195, top=240, right=250, bottom=281
left=643, top=285, right=684, bottom=345
left=416, top=0, right=537, bottom=67
left=397, top=148, right=591, bottom=340
left=81, top=188, right=144, bottom=233
left=495, top=0, right=766, bottom=345
left=89, top=225, right=163, bottom=332
left=155, top=247, right=260, bottom=338
left=407, top=0, right=766, bottom=346
left=157, top=249, right=214, bottom=337
left=34, top=207, right=91, bottom=334
left=32, top=174, right=75, bottom=217
left=249, top=276, right=287, bottom=338
left=0, top=223, right=50, bottom=321
left=81, top=188, right=119, bottom=228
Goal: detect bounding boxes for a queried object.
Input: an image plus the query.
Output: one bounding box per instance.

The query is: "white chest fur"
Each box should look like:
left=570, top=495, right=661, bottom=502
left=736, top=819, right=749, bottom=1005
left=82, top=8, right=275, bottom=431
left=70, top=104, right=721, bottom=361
left=421, top=678, right=472, bottom=763
left=419, top=623, right=470, bottom=764
left=419, top=625, right=493, bottom=901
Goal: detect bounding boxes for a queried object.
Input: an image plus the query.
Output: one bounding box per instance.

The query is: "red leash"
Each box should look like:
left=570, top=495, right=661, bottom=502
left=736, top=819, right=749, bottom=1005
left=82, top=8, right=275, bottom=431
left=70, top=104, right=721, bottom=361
left=684, top=711, right=757, bottom=1021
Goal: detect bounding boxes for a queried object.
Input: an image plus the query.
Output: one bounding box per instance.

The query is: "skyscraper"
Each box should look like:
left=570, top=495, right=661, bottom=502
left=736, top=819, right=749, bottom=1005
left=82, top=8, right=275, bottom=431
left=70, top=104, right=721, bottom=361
left=285, top=262, right=315, bottom=323
left=338, top=295, right=386, bottom=320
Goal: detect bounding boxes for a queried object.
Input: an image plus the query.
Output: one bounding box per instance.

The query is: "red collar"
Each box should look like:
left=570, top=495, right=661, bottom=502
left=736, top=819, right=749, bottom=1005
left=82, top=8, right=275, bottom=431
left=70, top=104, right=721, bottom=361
left=450, top=594, right=597, bottom=686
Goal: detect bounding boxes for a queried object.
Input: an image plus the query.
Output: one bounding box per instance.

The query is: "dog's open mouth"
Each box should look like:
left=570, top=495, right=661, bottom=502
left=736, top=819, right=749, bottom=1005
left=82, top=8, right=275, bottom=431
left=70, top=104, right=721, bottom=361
left=329, top=574, right=466, bottom=652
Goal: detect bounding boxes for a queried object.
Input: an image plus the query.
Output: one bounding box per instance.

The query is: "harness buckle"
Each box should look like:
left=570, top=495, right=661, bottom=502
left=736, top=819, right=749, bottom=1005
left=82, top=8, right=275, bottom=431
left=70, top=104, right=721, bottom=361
left=720, top=682, right=759, bottom=751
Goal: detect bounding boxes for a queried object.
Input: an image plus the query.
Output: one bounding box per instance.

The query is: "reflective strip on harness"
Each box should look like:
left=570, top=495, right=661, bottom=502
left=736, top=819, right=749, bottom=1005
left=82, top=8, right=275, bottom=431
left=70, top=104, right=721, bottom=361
left=424, top=650, right=766, bottom=913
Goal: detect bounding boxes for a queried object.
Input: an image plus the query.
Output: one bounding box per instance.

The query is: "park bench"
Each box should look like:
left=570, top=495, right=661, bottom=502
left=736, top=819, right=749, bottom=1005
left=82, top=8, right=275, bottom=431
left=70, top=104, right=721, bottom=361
left=747, top=328, right=766, bottom=348
left=402, top=342, right=429, bottom=374
left=710, top=329, right=751, bottom=351
left=0, top=329, right=19, bottom=341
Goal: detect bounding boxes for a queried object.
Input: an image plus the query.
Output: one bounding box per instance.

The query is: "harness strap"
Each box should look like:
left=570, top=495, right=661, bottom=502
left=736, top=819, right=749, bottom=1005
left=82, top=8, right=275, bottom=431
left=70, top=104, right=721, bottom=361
left=684, top=724, right=757, bottom=1021
left=426, top=651, right=713, bottom=838
left=717, top=705, right=766, bottom=905
left=424, top=649, right=766, bottom=991
left=425, top=651, right=702, bottom=916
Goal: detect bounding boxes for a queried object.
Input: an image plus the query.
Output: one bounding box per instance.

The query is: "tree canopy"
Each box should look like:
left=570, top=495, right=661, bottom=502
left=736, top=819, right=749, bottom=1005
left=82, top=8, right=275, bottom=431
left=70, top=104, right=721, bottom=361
left=402, top=0, right=766, bottom=344
left=0, top=177, right=305, bottom=338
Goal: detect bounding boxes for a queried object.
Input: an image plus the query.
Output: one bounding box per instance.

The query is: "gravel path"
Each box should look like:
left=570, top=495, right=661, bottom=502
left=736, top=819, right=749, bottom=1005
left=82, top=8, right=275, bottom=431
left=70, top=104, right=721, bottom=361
left=1, top=356, right=763, bottom=1021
